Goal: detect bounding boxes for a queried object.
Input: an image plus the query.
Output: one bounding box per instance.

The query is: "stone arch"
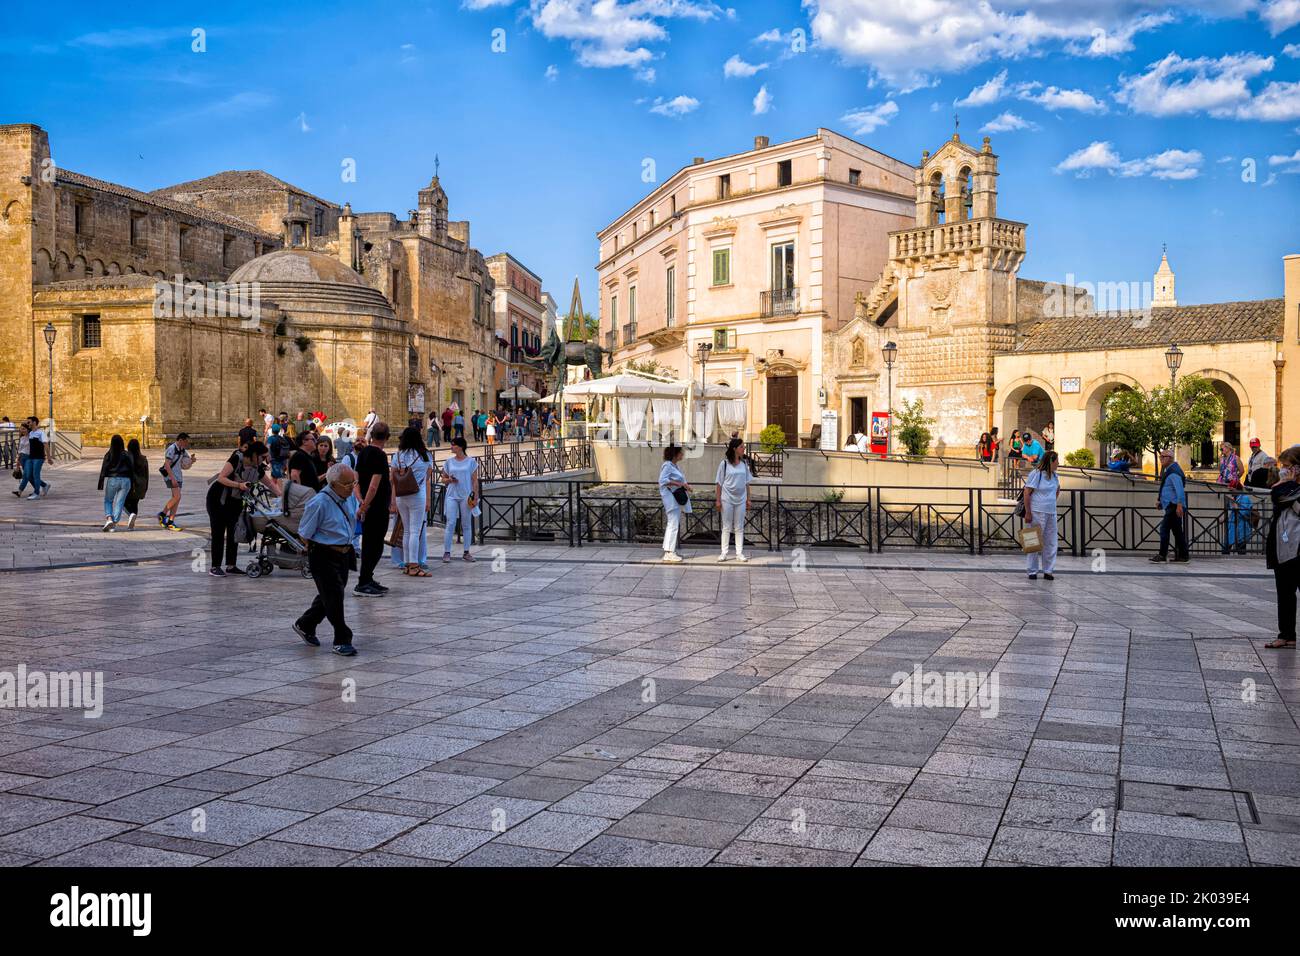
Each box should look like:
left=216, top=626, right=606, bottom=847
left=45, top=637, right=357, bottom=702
left=105, top=262, right=121, bottom=276
left=3, top=198, right=23, bottom=224
left=956, top=164, right=973, bottom=220
left=71, top=254, right=87, bottom=277
left=56, top=250, right=71, bottom=275
left=850, top=336, right=865, bottom=367
left=999, top=376, right=1060, bottom=442
left=1185, top=368, right=1251, bottom=468
left=89, top=258, right=105, bottom=277
left=33, top=248, right=54, bottom=284
left=1083, top=371, right=1142, bottom=460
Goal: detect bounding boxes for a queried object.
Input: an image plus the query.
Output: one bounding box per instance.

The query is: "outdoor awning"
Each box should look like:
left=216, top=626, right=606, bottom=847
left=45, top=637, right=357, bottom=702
left=558, top=373, right=687, bottom=399
left=499, top=386, right=541, bottom=401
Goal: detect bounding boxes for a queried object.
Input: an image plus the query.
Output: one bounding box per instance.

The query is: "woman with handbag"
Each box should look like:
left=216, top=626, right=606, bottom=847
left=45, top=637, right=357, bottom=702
left=1022, top=451, right=1061, bottom=580
left=205, top=441, right=279, bottom=578
left=11, top=423, right=30, bottom=496
left=659, top=445, right=692, bottom=563
left=391, top=426, right=433, bottom=576
left=440, top=436, right=480, bottom=563
left=96, top=434, right=135, bottom=532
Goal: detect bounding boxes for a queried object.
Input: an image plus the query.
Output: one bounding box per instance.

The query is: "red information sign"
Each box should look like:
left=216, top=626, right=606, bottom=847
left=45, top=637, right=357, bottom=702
left=870, top=411, right=890, bottom=456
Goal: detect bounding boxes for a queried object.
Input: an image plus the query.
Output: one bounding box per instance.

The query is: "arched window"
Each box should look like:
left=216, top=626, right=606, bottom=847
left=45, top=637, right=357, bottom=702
left=958, top=166, right=973, bottom=220
left=930, top=171, right=945, bottom=225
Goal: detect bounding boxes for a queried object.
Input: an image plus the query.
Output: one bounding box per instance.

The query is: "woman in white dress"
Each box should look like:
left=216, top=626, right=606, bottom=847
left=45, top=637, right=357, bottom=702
left=715, top=438, right=754, bottom=562
left=440, top=437, right=480, bottom=563
left=1022, top=451, right=1061, bottom=580
left=659, top=445, right=691, bottom=563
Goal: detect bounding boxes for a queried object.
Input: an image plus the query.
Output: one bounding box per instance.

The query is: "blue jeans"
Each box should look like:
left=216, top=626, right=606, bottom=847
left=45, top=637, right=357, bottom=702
left=20, top=457, right=46, bottom=494
left=270, top=460, right=285, bottom=479
left=443, top=496, right=473, bottom=554
left=104, top=476, right=131, bottom=521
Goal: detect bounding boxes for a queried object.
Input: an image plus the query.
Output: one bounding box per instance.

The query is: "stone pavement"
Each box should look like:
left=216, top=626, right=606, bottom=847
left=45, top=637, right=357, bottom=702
left=0, top=523, right=1297, bottom=867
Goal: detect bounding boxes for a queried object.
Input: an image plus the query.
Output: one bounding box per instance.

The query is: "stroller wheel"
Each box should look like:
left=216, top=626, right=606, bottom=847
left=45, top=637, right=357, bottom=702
left=246, top=561, right=262, bottom=578
left=260, top=559, right=274, bottom=575
left=300, top=565, right=313, bottom=579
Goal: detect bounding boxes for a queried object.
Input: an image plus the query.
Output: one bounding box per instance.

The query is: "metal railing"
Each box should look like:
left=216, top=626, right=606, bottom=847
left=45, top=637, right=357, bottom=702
left=429, top=477, right=1275, bottom=557
left=760, top=287, right=799, bottom=318
left=622, top=322, right=638, bottom=344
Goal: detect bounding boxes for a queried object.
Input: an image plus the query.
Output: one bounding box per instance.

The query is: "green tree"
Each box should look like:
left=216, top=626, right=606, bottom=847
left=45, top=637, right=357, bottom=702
left=1090, top=376, right=1225, bottom=457
left=1064, top=448, right=1096, bottom=468
left=758, top=423, right=787, bottom=453
left=893, top=397, right=934, bottom=457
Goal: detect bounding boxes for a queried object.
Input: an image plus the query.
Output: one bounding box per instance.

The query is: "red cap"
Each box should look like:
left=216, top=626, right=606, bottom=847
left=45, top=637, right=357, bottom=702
left=1250, top=438, right=1261, bottom=447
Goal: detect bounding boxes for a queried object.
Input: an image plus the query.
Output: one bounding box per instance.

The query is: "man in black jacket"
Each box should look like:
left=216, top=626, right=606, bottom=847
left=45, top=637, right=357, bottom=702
left=1265, top=446, right=1300, bottom=649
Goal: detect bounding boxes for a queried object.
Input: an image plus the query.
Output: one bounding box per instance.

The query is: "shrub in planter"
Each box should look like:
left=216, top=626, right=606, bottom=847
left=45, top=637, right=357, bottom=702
left=1064, top=448, right=1096, bottom=468
left=758, top=423, right=786, bottom=454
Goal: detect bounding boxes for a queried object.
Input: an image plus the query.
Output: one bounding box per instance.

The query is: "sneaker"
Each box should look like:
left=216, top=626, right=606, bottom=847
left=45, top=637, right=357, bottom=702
left=1171, top=555, right=1190, bottom=563
left=718, top=553, right=729, bottom=562
left=353, top=582, right=384, bottom=596
left=157, top=512, right=167, bottom=527
left=102, top=518, right=115, bottom=532
left=372, top=581, right=390, bottom=592
left=225, top=565, right=247, bottom=576
left=332, top=644, right=358, bottom=657
left=165, top=520, right=183, bottom=532
left=662, top=552, right=683, bottom=563
left=735, top=554, right=748, bottom=563
left=1043, top=573, right=1055, bottom=581
left=1027, top=573, right=1038, bottom=580
left=40, top=483, right=50, bottom=497
left=126, top=513, right=137, bottom=530
left=1148, top=555, right=1167, bottom=563
left=443, top=553, right=452, bottom=563
left=11, top=491, right=19, bottom=497
left=208, top=567, right=226, bottom=577
left=293, top=621, right=320, bottom=647
left=26, top=493, right=40, bottom=500
left=463, top=552, right=475, bottom=562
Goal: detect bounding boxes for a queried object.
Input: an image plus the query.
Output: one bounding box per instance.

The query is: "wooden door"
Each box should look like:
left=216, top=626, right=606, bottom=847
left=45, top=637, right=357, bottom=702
left=767, top=376, right=798, bottom=441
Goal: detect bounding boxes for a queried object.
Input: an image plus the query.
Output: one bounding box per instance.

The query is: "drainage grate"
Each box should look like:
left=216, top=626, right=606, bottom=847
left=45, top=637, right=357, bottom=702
left=1117, top=779, right=1259, bottom=825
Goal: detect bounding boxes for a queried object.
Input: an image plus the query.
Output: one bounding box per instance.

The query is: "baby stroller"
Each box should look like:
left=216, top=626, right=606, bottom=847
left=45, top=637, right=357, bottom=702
left=243, top=481, right=315, bottom=579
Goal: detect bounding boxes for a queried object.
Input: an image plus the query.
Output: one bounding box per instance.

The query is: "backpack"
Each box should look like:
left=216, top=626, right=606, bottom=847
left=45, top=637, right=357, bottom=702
left=1276, top=500, right=1300, bottom=565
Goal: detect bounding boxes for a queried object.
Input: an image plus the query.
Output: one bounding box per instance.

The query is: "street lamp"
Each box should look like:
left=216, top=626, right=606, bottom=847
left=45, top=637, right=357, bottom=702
left=882, top=340, right=897, bottom=456
left=42, top=323, right=56, bottom=433
left=1165, top=342, right=1183, bottom=389
left=696, top=341, right=713, bottom=444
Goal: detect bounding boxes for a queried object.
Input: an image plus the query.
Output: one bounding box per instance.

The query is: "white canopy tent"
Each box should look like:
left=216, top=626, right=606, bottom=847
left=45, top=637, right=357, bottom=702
left=541, top=373, right=747, bottom=444
left=498, top=386, right=541, bottom=402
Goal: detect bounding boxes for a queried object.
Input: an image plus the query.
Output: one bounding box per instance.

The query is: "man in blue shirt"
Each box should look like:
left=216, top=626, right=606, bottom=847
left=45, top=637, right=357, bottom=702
left=1020, top=430, right=1045, bottom=464
left=1151, top=449, right=1190, bottom=563
left=295, top=462, right=360, bottom=655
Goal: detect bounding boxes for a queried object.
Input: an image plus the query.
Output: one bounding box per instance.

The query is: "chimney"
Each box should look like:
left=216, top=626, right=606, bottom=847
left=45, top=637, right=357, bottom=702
left=754, top=135, right=770, bottom=150
left=692, top=157, right=705, bottom=165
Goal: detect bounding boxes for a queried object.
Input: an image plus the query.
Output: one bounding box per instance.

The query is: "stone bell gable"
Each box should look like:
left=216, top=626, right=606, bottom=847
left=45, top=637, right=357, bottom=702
left=835, top=133, right=1027, bottom=448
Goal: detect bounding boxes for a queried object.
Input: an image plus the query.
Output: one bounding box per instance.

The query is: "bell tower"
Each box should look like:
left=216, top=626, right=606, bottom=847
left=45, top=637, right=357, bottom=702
left=1153, top=246, right=1177, bottom=307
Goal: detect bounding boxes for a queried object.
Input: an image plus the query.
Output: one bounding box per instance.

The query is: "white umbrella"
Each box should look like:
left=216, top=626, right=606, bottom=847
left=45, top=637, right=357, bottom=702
left=499, top=386, right=541, bottom=401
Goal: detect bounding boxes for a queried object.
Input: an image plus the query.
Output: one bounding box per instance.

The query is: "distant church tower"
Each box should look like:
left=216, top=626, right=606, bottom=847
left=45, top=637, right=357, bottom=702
left=1153, top=247, right=1177, bottom=308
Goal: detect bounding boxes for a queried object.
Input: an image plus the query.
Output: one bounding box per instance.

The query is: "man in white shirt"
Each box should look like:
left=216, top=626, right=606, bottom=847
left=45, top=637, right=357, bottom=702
left=362, top=408, right=378, bottom=439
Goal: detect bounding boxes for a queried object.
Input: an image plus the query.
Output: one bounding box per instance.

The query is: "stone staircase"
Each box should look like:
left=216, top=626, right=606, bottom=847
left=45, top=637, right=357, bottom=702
left=857, top=269, right=899, bottom=325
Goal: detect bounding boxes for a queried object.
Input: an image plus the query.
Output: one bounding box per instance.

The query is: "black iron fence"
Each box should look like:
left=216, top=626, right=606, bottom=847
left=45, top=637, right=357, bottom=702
left=475, top=439, right=591, bottom=482
left=435, top=478, right=1274, bottom=557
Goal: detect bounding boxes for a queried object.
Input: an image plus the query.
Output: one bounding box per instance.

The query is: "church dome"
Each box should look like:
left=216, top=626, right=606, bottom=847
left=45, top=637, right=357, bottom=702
left=228, top=248, right=366, bottom=287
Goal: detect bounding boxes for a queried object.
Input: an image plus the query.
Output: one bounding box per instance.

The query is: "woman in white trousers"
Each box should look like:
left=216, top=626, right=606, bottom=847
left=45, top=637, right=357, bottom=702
left=659, top=445, right=691, bottom=563
left=1022, top=451, right=1061, bottom=580
left=716, top=438, right=754, bottom=561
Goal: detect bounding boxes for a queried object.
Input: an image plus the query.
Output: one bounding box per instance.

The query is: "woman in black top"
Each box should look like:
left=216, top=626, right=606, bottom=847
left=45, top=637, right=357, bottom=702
left=122, top=438, right=149, bottom=530
left=206, top=440, right=279, bottom=577
left=97, top=434, right=135, bottom=531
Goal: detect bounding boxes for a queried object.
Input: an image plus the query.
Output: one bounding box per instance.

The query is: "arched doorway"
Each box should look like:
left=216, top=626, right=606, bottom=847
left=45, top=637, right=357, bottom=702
left=1001, top=383, right=1056, bottom=443
left=1190, top=378, right=1242, bottom=469
left=1084, top=378, right=1138, bottom=461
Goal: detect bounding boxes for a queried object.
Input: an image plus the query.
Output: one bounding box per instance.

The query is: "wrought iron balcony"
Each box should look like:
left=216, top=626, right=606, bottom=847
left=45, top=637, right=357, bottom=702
left=622, top=322, right=638, bottom=343
left=761, top=287, right=798, bottom=318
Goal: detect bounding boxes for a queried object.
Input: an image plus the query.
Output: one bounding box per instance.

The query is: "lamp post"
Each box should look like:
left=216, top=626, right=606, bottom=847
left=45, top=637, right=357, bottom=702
left=1165, top=342, right=1183, bottom=464
left=882, top=340, right=897, bottom=456
left=42, top=323, right=56, bottom=434
left=696, top=341, right=712, bottom=444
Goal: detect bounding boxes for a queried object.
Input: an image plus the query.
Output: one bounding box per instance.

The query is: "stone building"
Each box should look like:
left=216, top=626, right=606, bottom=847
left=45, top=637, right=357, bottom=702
left=596, top=130, right=915, bottom=443
left=486, top=252, right=548, bottom=402
left=0, top=123, right=496, bottom=443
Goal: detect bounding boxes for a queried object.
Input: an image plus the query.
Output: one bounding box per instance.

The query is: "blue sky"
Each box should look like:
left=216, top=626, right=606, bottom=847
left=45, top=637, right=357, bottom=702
left=4, top=0, right=1300, bottom=308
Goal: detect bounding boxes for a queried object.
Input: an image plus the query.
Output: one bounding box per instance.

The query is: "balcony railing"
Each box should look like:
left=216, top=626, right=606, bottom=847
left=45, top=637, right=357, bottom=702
left=891, top=217, right=1026, bottom=260
left=760, top=287, right=798, bottom=318
left=622, top=322, right=638, bottom=344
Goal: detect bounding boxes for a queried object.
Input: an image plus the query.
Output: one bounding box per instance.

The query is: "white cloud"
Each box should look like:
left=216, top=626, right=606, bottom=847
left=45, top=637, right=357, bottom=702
left=1055, top=140, right=1202, bottom=180
left=801, top=0, right=1233, bottom=90
left=753, top=84, right=772, bottom=115
left=981, top=111, right=1037, bottom=133
left=1262, top=0, right=1300, bottom=36
left=1285, top=42, right=1300, bottom=57
left=545, top=64, right=559, bottom=80
left=724, top=54, right=767, bottom=77
left=840, top=100, right=899, bottom=136
left=956, top=71, right=1010, bottom=107
left=296, top=111, right=311, bottom=133
left=956, top=71, right=1104, bottom=113
left=462, top=0, right=515, bottom=8
left=649, top=94, right=700, bottom=116
left=1268, top=148, right=1300, bottom=169
left=1116, top=51, right=1300, bottom=120
left=527, top=0, right=723, bottom=75
left=754, top=28, right=787, bottom=43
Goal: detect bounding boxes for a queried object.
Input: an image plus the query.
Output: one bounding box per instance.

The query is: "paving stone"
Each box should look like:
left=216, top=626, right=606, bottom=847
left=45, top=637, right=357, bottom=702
left=273, top=809, right=422, bottom=852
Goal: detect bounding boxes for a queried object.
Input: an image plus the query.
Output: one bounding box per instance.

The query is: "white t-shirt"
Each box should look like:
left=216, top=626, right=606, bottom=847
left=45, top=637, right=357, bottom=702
left=1024, top=469, right=1060, bottom=514
left=715, top=459, right=753, bottom=505
left=442, top=455, right=478, bottom=501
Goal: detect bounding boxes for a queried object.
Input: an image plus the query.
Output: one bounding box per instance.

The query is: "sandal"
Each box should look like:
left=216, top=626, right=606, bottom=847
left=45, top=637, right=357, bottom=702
left=1264, top=639, right=1296, bottom=649
left=408, top=567, right=432, bottom=577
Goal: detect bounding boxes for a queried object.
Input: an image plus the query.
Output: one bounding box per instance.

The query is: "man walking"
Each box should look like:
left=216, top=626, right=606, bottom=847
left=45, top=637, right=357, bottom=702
left=441, top=406, right=454, bottom=444
left=24, top=417, right=51, bottom=498
left=158, top=432, right=190, bottom=530
left=294, top=462, right=359, bottom=656
left=1151, top=448, right=1190, bottom=564
left=362, top=408, right=378, bottom=439
left=353, top=421, right=392, bottom=597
